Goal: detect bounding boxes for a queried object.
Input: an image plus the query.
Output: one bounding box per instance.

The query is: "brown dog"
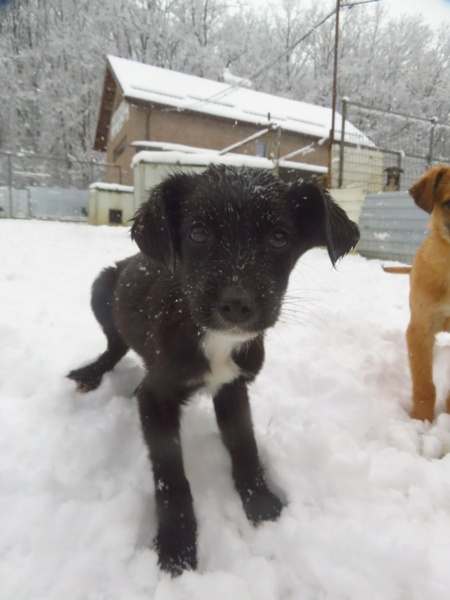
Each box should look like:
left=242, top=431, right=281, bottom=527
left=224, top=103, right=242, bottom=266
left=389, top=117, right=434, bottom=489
left=406, top=165, right=450, bottom=421
left=383, top=166, right=404, bottom=191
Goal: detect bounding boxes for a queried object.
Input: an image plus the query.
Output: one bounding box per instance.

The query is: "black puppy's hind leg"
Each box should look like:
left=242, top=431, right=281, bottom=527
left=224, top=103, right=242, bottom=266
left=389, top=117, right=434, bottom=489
left=68, top=266, right=128, bottom=392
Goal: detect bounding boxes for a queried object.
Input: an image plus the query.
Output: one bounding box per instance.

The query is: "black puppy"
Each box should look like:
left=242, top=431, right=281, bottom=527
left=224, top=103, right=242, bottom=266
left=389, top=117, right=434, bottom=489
left=68, top=165, right=359, bottom=575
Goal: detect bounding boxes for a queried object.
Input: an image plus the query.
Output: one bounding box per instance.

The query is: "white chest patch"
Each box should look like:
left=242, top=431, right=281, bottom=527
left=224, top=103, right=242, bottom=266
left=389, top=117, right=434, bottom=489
left=200, top=330, right=256, bottom=396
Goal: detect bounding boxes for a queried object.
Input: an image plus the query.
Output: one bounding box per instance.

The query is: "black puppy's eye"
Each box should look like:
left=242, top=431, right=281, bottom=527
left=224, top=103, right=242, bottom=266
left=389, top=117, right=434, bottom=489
left=268, top=229, right=289, bottom=249
left=190, top=226, right=209, bottom=243
left=443, top=200, right=450, bottom=209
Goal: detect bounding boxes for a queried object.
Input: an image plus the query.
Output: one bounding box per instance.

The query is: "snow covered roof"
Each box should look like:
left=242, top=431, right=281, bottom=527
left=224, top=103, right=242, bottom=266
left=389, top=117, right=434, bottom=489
left=131, top=147, right=327, bottom=175
left=89, top=183, right=134, bottom=193
left=131, top=141, right=213, bottom=154
left=99, top=55, right=370, bottom=147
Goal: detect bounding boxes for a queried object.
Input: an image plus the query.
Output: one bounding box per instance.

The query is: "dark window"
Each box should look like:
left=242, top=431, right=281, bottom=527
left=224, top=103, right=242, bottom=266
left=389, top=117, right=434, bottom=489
left=113, top=136, right=127, bottom=161
left=255, top=141, right=266, bottom=157
left=109, top=209, right=123, bottom=224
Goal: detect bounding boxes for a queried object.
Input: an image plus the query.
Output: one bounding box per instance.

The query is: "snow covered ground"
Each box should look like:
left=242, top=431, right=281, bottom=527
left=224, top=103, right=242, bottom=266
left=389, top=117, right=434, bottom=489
left=1, top=218, right=450, bottom=600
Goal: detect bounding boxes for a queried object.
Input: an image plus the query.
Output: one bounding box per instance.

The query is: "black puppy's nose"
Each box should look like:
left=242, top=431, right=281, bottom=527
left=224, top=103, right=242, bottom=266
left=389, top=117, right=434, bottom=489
left=218, top=287, right=256, bottom=324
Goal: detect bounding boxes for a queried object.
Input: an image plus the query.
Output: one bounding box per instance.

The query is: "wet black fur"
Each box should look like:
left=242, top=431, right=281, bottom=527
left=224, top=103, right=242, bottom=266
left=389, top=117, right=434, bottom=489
left=68, top=165, right=359, bottom=575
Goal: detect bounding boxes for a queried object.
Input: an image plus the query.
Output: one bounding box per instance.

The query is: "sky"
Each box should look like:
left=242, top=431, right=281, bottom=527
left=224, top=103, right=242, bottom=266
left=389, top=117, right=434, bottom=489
left=255, top=0, right=450, bottom=29
left=386, top=0, right=450, bottom=27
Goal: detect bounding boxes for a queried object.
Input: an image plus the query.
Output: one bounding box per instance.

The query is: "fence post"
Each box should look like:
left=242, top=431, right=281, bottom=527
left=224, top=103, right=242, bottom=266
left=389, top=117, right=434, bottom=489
left=338, top=98, right=348, bottom=189
left=266, top=113, right=272, bottom=160
left=428, top=116, right=438, bottom=168
left=7, top=153, right=13, bottom=218
left=274, top=126, right=281, bottom=176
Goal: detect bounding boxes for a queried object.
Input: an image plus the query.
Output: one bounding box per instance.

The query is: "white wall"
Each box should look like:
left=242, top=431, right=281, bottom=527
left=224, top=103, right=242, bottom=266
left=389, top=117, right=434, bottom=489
left=88, top=184, right=134, bottom=226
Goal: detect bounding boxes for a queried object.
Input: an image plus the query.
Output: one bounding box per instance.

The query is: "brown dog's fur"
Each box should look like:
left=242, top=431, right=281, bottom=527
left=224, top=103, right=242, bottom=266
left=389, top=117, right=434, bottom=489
left=406, top=165, right=450, bottom=421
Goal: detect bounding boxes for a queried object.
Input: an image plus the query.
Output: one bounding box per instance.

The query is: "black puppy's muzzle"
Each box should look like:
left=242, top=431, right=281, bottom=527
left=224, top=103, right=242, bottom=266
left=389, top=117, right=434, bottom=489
left=217, top=287, right=257, bottom=326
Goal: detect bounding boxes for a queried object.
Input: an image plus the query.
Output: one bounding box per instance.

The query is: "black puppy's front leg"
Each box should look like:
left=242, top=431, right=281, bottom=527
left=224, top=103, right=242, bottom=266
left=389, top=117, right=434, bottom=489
left=213, top=379, right=283, bottom=524
left=137, top=379, right=197, bottom=576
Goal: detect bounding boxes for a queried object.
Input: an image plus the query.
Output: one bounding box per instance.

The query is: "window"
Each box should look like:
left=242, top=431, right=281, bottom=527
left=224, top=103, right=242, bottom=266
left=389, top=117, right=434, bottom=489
left=255, top=141, right=266, bottom=157
left=113, top=136, right=127, bottom=162
left=109, top=209, right=123, bottom=224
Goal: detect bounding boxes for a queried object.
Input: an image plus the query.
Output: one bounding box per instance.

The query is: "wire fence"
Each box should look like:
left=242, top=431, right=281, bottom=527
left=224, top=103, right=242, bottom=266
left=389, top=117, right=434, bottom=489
left=331, top=100, right=450, bottom=193
left=0, top=151, right=122, bottom=189
left=3, top=101, right=449, bottom=218
left=0, top=151, right=122, bottom=218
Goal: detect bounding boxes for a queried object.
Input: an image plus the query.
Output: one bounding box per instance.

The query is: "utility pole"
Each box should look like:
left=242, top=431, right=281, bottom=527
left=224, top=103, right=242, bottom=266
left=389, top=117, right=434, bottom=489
left=326, top=0, right=379, bottom=187
left=327, top=0, right=341, bottom=188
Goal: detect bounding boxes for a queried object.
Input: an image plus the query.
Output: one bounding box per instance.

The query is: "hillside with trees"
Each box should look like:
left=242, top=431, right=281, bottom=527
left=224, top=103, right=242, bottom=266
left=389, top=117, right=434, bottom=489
left=0, top=0, right=449, bottom=164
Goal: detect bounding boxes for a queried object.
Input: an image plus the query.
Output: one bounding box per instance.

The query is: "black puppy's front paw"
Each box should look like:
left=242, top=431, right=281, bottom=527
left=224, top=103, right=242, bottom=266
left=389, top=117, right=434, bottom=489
left=156, top=517, right=198, bottom=576
left=67, top=366, right=102, bottom=393
left=243, top=486, right=284, bottom=525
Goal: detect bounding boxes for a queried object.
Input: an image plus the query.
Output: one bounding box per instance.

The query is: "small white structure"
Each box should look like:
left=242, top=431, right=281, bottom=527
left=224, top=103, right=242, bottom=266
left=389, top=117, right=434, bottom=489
left=88, top=183, right=134, bottom=226
left=221, top=68, right=252, bottom=89
left=328, top=188, right=365, bottom=226
left=89, top=149, right=360, bottom=229
left=131, top=147, right=328, bottom=213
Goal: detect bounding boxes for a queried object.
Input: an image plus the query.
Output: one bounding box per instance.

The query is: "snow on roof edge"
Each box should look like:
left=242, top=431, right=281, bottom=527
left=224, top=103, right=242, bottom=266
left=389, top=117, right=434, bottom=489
left=89, top=183, right=134, bottom=192
left=131, top=150, right=327, bottom=174
left=107, top=55, right=373, bottom=147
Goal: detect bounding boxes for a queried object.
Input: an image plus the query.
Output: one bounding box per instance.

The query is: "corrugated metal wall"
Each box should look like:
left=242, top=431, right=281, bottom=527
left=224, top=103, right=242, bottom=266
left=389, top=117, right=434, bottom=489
left=28, top=187, right=88, bottom=221
left=1, top=186, right=89, bottom=220
left=357, top=191, right=429, bottom=264
left=0, top=186, right=29, bottom=218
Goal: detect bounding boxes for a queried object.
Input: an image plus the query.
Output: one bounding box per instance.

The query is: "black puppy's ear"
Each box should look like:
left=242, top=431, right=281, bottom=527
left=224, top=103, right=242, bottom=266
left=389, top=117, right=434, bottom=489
left=131, top=173, right=191, bottom=273
left=291, top=182, right=360, bottom=265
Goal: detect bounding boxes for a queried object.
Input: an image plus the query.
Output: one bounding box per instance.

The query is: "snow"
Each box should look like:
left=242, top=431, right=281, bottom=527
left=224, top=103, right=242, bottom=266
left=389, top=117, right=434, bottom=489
left=2, top=218, right=450, bottom=600
left=89, top=183, right=134, bottom=193
left=108, top=56, right=373, bottom=146
left=131, top=150, right=274, bottom=170
left=131, top=149, right=327, bottom=175
left=131, top=141, right=214, bottom=154
left=222, top=68, right=252, bottom=89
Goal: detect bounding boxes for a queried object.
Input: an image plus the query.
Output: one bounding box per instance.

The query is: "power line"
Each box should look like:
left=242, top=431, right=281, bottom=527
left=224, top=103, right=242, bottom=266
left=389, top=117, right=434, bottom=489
left=171, top=7, right=338, bottom=114
left=342, top=1, right=379, bottom=7
left=169, top=0, right=379, bottom=116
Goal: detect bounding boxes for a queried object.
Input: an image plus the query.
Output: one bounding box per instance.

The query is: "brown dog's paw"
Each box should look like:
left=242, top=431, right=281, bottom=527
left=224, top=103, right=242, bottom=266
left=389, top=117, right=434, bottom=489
left=410, top=404, right=435, bottom=422
left=445, top=393, right=450, bottom=416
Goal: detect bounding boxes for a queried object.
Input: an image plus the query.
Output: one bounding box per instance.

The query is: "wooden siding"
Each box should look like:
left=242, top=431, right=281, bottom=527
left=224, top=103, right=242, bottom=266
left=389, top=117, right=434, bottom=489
left=97, top=65, right=331, bottom=186
left=94, top=68, right=118, bottom=152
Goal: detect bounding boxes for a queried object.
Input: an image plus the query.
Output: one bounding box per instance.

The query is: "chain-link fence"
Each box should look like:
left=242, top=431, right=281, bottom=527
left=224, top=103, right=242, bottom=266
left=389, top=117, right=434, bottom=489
left=0, top=152, right=122, bottom=218
left=331, top=100, right=450, bottom=193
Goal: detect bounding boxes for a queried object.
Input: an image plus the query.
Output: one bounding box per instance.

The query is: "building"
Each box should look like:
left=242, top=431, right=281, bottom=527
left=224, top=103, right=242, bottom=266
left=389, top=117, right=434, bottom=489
left=94, top=56, right=370, bottom=186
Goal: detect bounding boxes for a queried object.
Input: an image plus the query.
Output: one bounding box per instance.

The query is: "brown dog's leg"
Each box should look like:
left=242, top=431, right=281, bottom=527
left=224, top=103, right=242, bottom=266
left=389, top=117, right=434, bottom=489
left=445, top=391, right=450, bottom=415
left=407, top=321, right=436, bottom=421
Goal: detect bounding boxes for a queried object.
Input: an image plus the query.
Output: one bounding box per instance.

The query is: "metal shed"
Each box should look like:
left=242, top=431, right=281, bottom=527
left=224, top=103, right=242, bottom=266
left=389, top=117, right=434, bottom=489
left=357, top=191, right=429, bottom=264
